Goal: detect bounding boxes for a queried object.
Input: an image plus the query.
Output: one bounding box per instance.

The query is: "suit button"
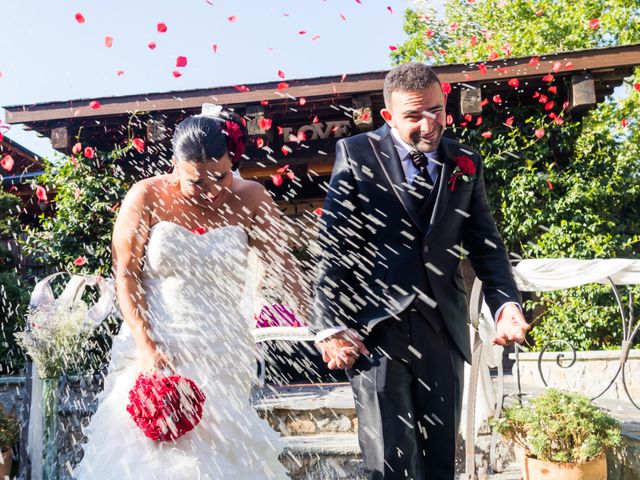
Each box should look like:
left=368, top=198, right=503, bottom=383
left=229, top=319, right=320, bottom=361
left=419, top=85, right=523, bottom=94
left=423, top=246, right=430, bottom=254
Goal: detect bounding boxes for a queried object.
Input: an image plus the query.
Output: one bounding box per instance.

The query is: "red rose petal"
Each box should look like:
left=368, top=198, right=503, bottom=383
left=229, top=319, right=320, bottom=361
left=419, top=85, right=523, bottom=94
left=212, top=44, right=218, bottom=53
left=277, top=82, right=289, bottom=91
left=312, top=34, right=321, bottom=41
left=1, top=155, right=14, bottom=171
left=148, top=41, right=157, bottom=50
left=132, top=138, right=145, bottom=153
left=542, top=74, right=554, bottom=82
left=481, top=131, right=492, bottom=139
left=387, top=6, right=393, bottom=14
left=281, top=146, right=292, bottom=156
left=548, top=86, right=558, bottom=94
left=340, top=13, right=347, bottom=21
left=633, top=83, right=640, bottom=92
left=73, top=256, right=87, bottom=266
left=621, top=118, right=628, bottom=128
left=74, top=13, right=85, bottom=24
left=475, top=116, right=483, bottom=126
left=552, top=61, right=562, bottom=73
left=565, top=62, right=573, bottom=69
left=589, top=18, right=600, bottom=30
left=554, top=116, right=565, bottom=125
left=157, top=22, right=168, bottom=33
left=256, top=138, right=265, bottom=148
left=441, top=82, right=452, bottom=95
left=89, top=100, right=101, bottom=110
left=480, top=98, right=489, bottom=107
left=299, top=31, right=307, bottom=35
left=546, top=179, right=554, bottom=190
left=278, top=70, right=285, bottom=79
left=191, top=227, right=207, bottom=235
left=299, top=97, right=306, bottom=106
left=36, top=186, right=48, bottom=202
left=508, top=78, right=519, bottom=88
left=116, top=70, right=125, bottom=76
left=529, top=57, right=540, bottom=67
left=105, top=36, right=114, bottom=48
left=446, top=114, right=453, bottom=125
left=271, top=174, right=283, bottom=186
left=176, top=56, right=188, bottom=67
left=505, top=116, right=514, bottom=126
left=173, top=70, right=183, bottom=78
left=389, top=45, right=398, bottom=51
left=234, top=85, right=250, bottom=92
left=313, top=207, right=323, bottom=216
left=478, top=64, right=488, bottom=75
left=228, top=15, right=237, bottom=23
left=492, top=94, right=502, bottom=104
left=544, top=101, right=555, bottom=111
left=259, top=118, right=272, bottom=130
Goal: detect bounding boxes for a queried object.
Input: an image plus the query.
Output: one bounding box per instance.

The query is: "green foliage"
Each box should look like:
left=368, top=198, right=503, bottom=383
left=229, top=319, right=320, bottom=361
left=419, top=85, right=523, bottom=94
left=394, top=0, right=640, bottom=350
left=0, top=405, right=19, bottom=450
left=22, top=145, right=132, bottom=275
left=0, top=192, right=30, bottom=374
left=491, top=388, right=622, bottom=463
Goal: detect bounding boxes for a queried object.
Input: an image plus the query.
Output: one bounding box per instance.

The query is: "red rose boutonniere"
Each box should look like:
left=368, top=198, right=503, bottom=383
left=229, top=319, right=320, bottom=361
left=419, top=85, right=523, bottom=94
left=449, top=155, right=476, bottom=192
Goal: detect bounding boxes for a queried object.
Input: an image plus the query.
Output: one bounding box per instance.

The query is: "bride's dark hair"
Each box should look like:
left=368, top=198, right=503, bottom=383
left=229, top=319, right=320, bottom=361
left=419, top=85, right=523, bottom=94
left=171, top=110, right=248, bottom=171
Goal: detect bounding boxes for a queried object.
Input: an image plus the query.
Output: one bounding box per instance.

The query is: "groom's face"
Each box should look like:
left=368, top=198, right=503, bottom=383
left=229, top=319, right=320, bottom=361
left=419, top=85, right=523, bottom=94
left=381, top=83, right=447, bottom=154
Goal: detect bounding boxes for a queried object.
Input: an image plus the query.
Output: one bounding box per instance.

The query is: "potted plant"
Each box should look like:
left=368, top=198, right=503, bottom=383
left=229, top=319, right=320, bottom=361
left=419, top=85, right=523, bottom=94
left=0, top=405, right=19, bottom=478
left=491, top=388, right=621, bottom=480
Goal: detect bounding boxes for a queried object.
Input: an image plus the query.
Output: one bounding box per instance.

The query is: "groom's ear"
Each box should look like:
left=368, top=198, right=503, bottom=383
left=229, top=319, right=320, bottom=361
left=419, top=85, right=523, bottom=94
left=380, top=108, right=394, bottom=127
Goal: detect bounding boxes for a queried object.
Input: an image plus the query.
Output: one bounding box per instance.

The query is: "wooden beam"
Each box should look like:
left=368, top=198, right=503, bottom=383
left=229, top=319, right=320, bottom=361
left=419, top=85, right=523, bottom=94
left=5, top=44, right=640, bottom=125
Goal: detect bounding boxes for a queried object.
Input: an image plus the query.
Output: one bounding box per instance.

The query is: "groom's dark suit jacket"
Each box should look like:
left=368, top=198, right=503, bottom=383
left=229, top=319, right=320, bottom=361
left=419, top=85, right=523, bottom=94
left=311, top=124, right=521, bottom=364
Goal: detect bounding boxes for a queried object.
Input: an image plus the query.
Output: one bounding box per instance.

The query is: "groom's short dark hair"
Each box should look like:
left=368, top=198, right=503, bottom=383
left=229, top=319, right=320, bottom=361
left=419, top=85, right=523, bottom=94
left=383, top=62, right=441, bottom=108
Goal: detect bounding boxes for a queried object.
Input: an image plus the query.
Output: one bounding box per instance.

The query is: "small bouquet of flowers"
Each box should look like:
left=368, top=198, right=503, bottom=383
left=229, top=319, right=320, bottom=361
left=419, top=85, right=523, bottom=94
left=126, top=373, right=206, bottom=442
left=15, top=301, right=94, bottom=379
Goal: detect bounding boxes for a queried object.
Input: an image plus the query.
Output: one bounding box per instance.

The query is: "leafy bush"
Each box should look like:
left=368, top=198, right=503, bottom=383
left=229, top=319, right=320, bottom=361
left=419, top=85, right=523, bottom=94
left=491, top=388, right=622, bottom=463
left=0, top=405, right=19, bottom=451
left=0, top=192, right=30, bottom=374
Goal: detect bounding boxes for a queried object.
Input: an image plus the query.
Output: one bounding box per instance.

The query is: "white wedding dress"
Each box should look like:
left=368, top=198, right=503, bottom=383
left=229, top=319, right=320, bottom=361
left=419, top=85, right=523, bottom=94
left=74, top=221, right=288, bottom=479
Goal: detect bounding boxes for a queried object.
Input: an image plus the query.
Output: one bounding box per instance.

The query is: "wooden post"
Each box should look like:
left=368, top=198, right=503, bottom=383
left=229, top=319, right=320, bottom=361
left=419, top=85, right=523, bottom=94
left=460, top=88, right=483, bottom=117
left=50, top=127, right=68, bottom=150
left=569, top=73, right=597, bottom=113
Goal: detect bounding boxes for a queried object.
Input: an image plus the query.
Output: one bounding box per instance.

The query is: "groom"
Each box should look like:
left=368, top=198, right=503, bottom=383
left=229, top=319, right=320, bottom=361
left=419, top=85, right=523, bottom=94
left=311, top=62, right=529, bottom=479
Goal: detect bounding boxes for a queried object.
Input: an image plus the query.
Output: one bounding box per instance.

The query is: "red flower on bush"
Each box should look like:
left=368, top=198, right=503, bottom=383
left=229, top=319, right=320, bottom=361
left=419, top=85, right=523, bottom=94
left=126, top=373, right=206, bottom=442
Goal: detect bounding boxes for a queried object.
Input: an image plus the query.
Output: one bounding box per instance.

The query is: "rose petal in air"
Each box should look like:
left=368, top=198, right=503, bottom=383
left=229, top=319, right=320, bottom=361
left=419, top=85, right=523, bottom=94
left=1, top=155, right=14, bottom=171
left=157, top=22, right=168, bottom=33
left=105, top=36, right=114, bottom=48
left=74, top=13, right=85, bottom=24
left=176, top=56, right=188, bottom=67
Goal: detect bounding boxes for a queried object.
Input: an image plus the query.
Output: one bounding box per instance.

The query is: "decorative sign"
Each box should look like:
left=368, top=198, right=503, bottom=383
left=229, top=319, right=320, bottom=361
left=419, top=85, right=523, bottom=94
left=281, top=120, right=352, bottom=143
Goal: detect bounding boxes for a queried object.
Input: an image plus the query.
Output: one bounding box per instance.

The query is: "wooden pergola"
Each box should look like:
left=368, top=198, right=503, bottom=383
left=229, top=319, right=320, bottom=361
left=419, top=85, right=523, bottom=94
left=4, top=43, right=640, bottom=217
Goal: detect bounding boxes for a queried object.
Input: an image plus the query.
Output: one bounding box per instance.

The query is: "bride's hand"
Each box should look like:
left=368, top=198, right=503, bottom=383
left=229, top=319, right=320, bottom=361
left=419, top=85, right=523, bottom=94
left=137, top=341, right=177, bottom=374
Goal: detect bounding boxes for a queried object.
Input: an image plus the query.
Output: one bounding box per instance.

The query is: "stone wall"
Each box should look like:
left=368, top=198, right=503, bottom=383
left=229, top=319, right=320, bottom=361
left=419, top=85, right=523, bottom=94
left=509, top=349, right=640, bottom=402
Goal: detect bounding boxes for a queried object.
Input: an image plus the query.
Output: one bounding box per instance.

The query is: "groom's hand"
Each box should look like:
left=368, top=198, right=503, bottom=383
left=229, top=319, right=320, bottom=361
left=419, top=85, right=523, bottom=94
left=318, top=329, right=370, bottom=370
left=492, top=304, right=530, bottom=346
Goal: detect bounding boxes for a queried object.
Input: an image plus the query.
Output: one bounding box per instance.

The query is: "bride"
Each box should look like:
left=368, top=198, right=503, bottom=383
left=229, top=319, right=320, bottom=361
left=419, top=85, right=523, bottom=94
left=74, top=108, right=309, bottom=479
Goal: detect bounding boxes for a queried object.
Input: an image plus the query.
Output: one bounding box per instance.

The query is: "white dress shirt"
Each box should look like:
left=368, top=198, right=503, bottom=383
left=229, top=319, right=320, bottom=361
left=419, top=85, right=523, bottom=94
left=314, top=128, right=518, bottom=342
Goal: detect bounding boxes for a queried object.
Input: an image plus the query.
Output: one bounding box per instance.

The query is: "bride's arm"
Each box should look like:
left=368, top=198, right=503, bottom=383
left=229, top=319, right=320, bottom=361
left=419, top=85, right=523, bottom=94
left=247, top=184, right=311, bottom=321
left=112, top=181, right=174, bottom=371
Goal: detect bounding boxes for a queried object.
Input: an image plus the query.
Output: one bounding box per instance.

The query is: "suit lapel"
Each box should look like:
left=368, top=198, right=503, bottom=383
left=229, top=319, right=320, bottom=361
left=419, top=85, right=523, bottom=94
left=367, top=126, right=426, bottom=234
left=426, top=137, right=458, bottom=238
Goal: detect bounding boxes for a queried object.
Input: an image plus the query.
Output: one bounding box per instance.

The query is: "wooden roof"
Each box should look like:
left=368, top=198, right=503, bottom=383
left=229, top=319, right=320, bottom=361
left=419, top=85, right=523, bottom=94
left=5, top=43, right=640, bottom=127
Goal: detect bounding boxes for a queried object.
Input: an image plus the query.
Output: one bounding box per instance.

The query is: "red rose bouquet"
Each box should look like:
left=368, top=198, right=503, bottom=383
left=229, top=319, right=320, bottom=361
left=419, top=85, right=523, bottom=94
left=126, top=373, right=206, bottom=441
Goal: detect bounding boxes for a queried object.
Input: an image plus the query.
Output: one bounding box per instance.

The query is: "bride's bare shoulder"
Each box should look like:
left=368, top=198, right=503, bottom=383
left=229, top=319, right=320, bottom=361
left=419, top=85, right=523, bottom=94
left=234, top=178, right=274, bottom=209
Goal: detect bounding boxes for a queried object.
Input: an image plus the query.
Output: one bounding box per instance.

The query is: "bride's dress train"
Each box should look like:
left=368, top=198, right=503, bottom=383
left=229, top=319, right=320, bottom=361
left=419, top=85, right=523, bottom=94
left=74, top=222, right=288, bottom=479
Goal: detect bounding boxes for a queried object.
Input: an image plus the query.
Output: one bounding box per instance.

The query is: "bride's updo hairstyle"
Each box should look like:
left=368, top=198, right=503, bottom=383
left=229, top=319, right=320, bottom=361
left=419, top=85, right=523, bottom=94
left=171, top=107, right=248, bottom=171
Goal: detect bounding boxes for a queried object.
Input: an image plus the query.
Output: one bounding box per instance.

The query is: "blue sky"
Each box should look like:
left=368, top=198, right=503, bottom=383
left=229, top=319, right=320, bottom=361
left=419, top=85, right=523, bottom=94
left=1, top=0, right=420, bottom=158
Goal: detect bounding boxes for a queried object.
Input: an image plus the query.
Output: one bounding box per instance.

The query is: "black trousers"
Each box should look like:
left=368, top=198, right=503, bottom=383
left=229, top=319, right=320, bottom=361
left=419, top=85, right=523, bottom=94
left=347, top=309, right=465, bottom=480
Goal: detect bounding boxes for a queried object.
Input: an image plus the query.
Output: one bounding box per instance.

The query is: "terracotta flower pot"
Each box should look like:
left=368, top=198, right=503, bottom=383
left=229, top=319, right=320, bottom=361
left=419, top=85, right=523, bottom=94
left=521, top=452, right=607, bottom=480
left=0, top=448, right=12, bottom=479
